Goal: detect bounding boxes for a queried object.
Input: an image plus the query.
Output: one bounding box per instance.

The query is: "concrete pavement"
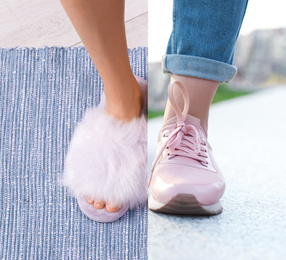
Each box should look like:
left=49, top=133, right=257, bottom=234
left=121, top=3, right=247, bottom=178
left=148, top=86, right=286, bottom=260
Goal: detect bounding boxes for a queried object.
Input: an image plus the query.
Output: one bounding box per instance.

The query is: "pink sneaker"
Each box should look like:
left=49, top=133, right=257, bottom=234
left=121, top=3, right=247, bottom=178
left=148, top=81, right=225, bottom=215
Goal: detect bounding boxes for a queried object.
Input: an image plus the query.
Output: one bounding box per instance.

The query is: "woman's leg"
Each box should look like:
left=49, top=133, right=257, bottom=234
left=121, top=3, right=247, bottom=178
left=60, top=0, right=142, bottom=121
left=162, top=0, right=249, bottom=134
left=60, top=0, right=142, bottom=212
left=149, top=0, right=248, bottom=214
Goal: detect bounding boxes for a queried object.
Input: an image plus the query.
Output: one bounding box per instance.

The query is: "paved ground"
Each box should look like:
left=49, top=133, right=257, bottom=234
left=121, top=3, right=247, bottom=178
left=148, top=86, right=286, bottom=260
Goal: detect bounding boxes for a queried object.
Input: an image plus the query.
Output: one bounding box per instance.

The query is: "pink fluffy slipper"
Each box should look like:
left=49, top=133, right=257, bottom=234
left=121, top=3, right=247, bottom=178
left=61, top=76, right=148, bottom=222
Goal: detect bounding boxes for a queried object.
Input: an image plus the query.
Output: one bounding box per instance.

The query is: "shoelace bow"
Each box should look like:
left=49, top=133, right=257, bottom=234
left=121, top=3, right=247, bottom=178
left=149, top=81, right=208, bottom=187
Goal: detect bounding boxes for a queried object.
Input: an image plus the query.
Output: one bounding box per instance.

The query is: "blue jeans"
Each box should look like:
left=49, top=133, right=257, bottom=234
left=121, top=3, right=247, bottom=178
left=163, top=0, right=248, bottom=82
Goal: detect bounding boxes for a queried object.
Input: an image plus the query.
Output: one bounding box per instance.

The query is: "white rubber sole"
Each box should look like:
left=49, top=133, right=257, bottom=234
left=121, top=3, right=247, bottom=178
left=148, top=193, right=223, bottom=216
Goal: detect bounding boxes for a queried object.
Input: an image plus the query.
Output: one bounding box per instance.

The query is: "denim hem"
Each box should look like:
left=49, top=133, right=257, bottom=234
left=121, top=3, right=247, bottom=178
left=162, top=54, right=237, bottom=83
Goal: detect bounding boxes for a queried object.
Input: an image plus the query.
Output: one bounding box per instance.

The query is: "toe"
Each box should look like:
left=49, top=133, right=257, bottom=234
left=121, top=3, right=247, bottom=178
left=106, top=202, right=121, bottom=213
left=93, top=201, right=105, bottom=209
left=87, top=197, right=94, bottom=204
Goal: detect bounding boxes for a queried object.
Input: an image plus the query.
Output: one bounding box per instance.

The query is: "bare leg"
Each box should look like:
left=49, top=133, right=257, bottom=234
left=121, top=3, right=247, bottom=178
left=163, top=74, right=219, bottom=136
left=60, top=0, right=142, bottom=212
left=60, top=0, right=142, bottom=121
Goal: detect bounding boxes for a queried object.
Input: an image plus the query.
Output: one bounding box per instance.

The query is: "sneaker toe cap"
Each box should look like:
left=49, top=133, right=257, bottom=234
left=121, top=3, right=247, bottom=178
left=151, top=163, right=225, bottom=205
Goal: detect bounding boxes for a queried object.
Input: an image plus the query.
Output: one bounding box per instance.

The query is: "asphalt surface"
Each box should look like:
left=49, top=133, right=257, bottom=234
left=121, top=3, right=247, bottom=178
left=148, top=86, right=286, bottom=260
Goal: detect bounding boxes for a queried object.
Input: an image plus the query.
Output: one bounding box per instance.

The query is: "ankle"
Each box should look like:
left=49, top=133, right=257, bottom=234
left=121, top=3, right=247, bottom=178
left=106, top=93, right=142, bottom=121
left=163, top=74, right=218, bottom=137
left=105, top=77, right=143, bottom=121
left=199, top=119, right=208, bottom=137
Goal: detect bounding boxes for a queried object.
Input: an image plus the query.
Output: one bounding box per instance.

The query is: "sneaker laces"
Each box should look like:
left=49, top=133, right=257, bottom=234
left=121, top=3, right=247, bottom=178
left=149, top=81, right=208, bottom=187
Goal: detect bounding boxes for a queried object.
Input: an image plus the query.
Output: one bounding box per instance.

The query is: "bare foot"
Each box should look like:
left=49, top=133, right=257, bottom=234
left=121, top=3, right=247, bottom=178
left=85, top=76, right=143, bottom=213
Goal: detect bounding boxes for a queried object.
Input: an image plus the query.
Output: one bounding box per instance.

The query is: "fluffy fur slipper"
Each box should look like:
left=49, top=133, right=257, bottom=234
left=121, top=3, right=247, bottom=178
left=61, top=76, right=147, bottom=222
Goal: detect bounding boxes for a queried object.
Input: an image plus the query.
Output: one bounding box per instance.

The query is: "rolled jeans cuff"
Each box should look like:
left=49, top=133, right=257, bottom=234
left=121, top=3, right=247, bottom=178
left=162, top=54, right=237, bottom=83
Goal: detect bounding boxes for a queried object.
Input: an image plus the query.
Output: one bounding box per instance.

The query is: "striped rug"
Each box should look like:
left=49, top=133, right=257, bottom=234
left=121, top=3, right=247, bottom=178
left=0, top=47, right=148, bottom=260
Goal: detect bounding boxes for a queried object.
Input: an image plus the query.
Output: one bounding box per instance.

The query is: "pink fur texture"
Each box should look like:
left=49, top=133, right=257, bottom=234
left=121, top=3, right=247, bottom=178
left=61, top=101, right=147, bottom=209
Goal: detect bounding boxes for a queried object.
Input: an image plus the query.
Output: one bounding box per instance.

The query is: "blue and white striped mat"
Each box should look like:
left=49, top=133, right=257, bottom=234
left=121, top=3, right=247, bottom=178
left=0, top=47, right=148, bottom=260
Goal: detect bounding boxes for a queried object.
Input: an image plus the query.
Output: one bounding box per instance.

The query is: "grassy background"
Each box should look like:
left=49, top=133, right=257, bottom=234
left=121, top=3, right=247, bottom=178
left=148, top=83, right=252, bottom=119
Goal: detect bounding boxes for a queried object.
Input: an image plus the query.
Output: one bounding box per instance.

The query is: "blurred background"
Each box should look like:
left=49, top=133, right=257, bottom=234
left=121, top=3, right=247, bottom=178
left=148, top=0, right=286, bottom=117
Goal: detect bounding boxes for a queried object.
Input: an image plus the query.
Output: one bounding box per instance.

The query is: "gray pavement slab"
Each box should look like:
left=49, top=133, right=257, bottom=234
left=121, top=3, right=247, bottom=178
left=148, top=86, right=286, bottom=260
